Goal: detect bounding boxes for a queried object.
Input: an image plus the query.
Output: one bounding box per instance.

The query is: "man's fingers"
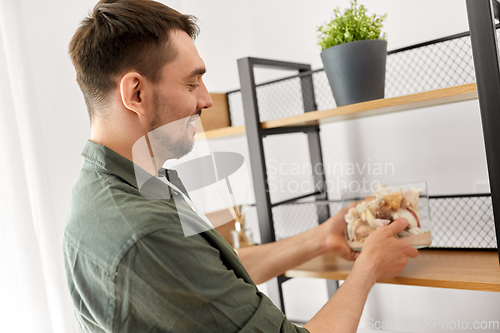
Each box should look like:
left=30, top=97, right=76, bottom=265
left=337, top=242, right=360, bottom=261
left=406, top=245, right=419, bottom=258
left=383, top=218, right=409, bottom=236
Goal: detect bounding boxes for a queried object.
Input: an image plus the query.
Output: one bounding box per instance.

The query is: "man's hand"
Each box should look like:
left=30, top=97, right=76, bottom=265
left=319, top=203, right=360, bottom=261
left=237, top=203, right=359, bottom=284
left=354, top=218, right=419, bottom=283
left=304, top=218, right=419, bottom=333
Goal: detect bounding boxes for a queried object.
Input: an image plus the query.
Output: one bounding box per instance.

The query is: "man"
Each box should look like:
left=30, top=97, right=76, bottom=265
left=63, top=0, right=418, bottom=332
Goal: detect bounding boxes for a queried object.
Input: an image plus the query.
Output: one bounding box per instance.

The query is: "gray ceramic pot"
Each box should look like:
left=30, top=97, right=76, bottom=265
left=320, top=39, right=387, bottom=106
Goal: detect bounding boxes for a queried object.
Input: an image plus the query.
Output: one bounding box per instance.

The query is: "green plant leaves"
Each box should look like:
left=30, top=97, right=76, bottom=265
left=317, top=0, right=387, bottom=51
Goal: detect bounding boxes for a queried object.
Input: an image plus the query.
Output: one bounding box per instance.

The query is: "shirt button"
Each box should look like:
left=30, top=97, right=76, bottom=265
left=172, top=190, right=178, bottom=195
left=190, top=205, right=196, bottom=212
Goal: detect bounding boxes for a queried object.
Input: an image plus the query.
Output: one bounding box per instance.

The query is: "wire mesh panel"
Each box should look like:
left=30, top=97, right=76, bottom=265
left=312, top=71, right=336, bottom=112
left=271, top=203, right=319, bottom=240
left=244, top=202, right=342, bottom=241
left=227, top=90, right=244, bottom=126
left=244, top=196, right=496, bottom=249
left=256, top=78, right=306, bottom=122
left=252, top=202, right=341, bottom=241
left=228, top=29, right=493, bottom=124
left=385, top=36, right=475, bottom=98
left=430, top=195, right=496, bottom=249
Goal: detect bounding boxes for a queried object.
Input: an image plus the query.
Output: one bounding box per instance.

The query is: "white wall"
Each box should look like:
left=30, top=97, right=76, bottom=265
left=181, top=0, right=470, bottom=92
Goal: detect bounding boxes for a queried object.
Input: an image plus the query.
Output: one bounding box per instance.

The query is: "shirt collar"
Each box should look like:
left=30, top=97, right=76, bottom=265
left=81, top=140, right=140, bottom=188
left=81, top=140, right=182, bottom=190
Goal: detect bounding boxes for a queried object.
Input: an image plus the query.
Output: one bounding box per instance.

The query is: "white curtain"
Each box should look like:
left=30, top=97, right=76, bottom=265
left=0, top=1, right=224, bottom=332
left=0, top=1, right=88, bottom=332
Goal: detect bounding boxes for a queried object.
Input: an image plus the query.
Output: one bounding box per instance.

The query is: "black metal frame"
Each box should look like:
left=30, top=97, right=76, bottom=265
left=236, top=0, right=500, bottom=313
left=466, top=0, right=500, bottom=262
left=237, top=57, right=334, bottom=313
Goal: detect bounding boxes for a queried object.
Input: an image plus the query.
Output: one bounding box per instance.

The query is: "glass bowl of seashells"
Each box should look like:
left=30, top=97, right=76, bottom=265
left=342, top=182, right=432, bottom=251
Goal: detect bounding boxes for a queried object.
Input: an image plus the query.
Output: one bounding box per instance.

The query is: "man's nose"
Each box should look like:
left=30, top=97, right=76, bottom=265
left=199, top=81, right=213, bottom=109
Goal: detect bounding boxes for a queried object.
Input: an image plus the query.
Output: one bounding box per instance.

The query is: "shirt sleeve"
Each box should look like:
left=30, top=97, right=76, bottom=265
left=113, top=227, right=309, bottom=333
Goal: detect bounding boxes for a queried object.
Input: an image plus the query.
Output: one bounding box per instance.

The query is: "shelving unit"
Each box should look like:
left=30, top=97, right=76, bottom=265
left=204, top=0, right=500, bottom=315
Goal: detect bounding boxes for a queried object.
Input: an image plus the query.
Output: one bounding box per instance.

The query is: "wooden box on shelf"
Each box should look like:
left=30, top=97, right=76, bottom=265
left=200, top=93, right=231, bottom=131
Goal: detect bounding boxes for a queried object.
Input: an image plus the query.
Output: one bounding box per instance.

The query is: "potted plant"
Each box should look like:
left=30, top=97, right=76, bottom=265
left=318, top=0, right=387, bottom=106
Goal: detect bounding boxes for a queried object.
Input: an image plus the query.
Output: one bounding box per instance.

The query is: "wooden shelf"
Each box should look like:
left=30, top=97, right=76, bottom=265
left=195, top=125, right=245, bottom=140
left=200, top=83, right=478, bottom=139
left=262, top=83, right=478, bottom=128
left=285, top=249, right=500, bottom=292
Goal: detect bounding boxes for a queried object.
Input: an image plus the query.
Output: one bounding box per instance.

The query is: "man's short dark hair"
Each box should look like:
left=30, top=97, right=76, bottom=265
left=69, top=0, right=199, bottom=123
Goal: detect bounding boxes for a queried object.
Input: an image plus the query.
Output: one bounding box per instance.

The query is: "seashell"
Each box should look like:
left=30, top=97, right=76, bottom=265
left=403, top=188, right=422, bottom=209
left=365, top=209, right=377, bottom=228
left=347, top=224, right=355, bottom=241
left=353, top=218, right=364, bottom=229
left=345, top=213, right=355, bottom=224
left=408, top=228, right=422, bottom=235
left=374, top=219, right=391, bottom=228
left=384, top=189, right=403, bottom=212
left=349, top=207, right=359, bottom=218
left=356, top=225, right=372, bottom=239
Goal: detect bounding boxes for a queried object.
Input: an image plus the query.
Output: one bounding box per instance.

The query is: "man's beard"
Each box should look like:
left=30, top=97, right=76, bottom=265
left=148, top=91, right=195, bottom=160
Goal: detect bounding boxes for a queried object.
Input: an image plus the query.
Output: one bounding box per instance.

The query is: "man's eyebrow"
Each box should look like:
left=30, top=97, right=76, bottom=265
left=188, top=68, right=206, bottom=78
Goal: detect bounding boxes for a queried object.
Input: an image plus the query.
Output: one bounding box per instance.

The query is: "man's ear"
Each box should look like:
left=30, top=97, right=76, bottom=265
left=120, top=72, right=146, bottom=116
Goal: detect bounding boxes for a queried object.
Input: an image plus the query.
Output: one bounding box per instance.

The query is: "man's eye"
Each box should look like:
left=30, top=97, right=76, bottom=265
left=189, top=83, right=200, bottom=90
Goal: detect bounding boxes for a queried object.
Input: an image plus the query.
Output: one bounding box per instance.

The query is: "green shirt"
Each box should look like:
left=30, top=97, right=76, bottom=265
left=63, top=141, right=309, bottom=333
